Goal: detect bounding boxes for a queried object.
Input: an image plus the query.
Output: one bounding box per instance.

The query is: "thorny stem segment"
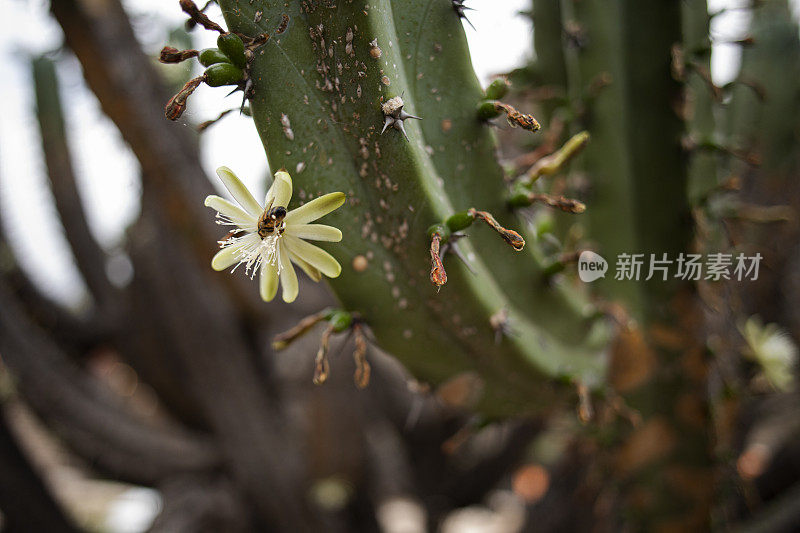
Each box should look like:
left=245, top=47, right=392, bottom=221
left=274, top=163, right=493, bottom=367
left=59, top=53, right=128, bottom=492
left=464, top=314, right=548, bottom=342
left=159, top=46, right=199, bottom=63
left=493, top=102, right=541, bottom=132
left=467, top=209, right=525, bottom=251
left=274, top=309, right=371, bottom=388
left=353, top=324, right=370, bottom=389
left=272, top=310, right=329, bottom=350
left=519, top=131, right=590, bottom=185
left=180, top=0, right=225, bottom=33
left=524, top=193, right=586, bottom=214
left=313, top=324, right=335, bottom=385
left=575, top=381, right=593, bottom=424
left=429, top=232, right=448, bottom=290
left=165, top=75, right=204, bottom=120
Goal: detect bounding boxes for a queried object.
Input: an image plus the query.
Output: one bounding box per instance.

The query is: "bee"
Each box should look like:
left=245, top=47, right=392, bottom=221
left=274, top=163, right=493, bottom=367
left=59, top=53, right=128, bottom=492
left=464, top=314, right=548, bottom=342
left=257, top=199, right=288, bottom=238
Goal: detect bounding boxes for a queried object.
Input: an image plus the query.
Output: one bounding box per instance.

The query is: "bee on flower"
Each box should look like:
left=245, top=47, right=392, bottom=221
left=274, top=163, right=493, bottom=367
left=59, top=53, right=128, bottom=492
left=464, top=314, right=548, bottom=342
left=205, top=166, right=345, bottom=302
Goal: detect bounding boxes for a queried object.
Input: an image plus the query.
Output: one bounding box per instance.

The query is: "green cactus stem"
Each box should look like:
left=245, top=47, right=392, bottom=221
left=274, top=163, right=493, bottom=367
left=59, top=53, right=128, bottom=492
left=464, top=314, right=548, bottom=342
left=203, top=0, right=611, bottom=417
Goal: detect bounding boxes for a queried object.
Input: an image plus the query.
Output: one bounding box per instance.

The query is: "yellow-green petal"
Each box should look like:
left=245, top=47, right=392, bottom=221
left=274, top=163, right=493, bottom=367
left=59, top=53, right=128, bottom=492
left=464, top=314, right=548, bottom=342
left=288, top=248, right=322, bottom=282
left=211, top=247, right=240, bottom=271
left=284, top=192, right=345, bottom=225
left=285, top=235, right=341, bottom=278
left=204, top=195, right=257, bottom=230
left=211, top=234, right=259, bottom=271
left=260, top=262, right=279, bottom=302
left=265, top=170, right=292, bottom=208
left=284, top=224, right=342, bottom=242
left=278, top=241, right=299, bottom=302
left=216, top=166, right=262, bottom=216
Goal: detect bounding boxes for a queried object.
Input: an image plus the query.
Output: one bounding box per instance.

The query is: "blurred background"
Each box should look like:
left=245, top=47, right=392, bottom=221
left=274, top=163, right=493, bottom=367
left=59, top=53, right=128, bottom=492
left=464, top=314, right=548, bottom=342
left=1, top=0, right=799, bottom=532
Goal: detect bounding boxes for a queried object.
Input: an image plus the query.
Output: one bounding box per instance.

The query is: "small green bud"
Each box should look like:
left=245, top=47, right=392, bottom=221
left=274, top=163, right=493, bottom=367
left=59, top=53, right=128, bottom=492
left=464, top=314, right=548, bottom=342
left=485, top=78, right=510, bottom=100
left=204, top=63, right=244, bottom=87
left=507, top=184, right=532, bottom=208
left=477, top=101, right=501, bottom=121
left=427, top=223, right=451, bottom=242
left=445, top=211, right=474, bottom=232
left=217, top=33, right=247, bottom=69
left=508, top=192, right=531, bottom=208
left=328, top=311, right=353, bottom=333
left=198, top=48, right=232, bottom=67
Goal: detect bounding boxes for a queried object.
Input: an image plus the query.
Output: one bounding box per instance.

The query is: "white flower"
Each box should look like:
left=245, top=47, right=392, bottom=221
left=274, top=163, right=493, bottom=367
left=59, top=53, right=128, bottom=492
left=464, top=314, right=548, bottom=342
left=205, top=166, right=345, bottom=303
left=740, top=316, right=798, bottom=392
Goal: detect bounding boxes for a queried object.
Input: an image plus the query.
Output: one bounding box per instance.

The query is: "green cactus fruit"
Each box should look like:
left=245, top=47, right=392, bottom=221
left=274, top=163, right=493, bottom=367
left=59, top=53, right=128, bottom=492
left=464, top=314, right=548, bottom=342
left=199, top=48, right=233, bottom=67
left=485, top=78, right=510, bottom=100
left=477, top=100, right=501, bottom=121
left=446, top=211, right=475, bottom=232
left=204, top=62, right=244, bottom=87
left=328, top=311, right=354, bottom=333
left=217, top=33, right=247, bottom=69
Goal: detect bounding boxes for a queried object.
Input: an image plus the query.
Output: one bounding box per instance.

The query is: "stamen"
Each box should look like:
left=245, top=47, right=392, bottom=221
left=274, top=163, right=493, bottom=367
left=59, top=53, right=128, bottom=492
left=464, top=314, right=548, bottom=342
left=219, top=232, right=283, bottom=278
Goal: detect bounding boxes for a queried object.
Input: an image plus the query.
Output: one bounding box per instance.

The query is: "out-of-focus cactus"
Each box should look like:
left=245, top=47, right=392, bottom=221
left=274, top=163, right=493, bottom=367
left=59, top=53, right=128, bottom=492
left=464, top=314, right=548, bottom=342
left=529, top=0, right=720, bottom=529
left=187, top=0, right=613, bottom=417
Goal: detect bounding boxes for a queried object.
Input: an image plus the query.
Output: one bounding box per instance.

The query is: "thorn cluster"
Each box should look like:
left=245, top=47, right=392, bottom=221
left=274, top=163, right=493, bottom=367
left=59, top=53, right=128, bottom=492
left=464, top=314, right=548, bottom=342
left=452, top=0, right=476, bottom=31
left=381, top=96, right=422, bottom=141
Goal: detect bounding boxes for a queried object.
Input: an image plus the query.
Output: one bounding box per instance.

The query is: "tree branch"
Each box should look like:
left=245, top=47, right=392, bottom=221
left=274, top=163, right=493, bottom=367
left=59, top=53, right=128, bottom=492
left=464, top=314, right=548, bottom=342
left=32, top=56, right=118, bottom=311
left=0, top=281, right=220, bottom=486
left=0, top=408, right=79, bottom=533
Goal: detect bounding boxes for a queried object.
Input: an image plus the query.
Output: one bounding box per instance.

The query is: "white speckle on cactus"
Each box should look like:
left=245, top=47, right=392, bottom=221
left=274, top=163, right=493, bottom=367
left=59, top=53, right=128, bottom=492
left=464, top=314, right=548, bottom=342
left=280, top=114, right=294, bottom=141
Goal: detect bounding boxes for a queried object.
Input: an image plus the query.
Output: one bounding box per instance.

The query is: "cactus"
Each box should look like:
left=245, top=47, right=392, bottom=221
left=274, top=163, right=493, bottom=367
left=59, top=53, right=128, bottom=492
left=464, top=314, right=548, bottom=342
left=167, top=0, right=614, bottom=417
left=528, top=0, right=718, bottom=529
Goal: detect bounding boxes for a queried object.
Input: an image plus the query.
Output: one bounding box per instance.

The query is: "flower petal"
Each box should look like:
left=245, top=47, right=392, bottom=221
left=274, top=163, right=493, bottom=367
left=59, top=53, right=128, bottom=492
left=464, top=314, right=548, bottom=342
left=204, top=195, right=257, bottom=230
left=211, top=234, right=259, bottom=271
left=284, top=192, right=346, bottom=225
left=264, top=170, right=292, bottom=208
left=284, top=235, right=342, bottom=278
left=278, top=241, right=299, bottom=302
left=288, top=248, right=322, bottom=282
left=211, top=247, right=241, bottom=271
left=216, top=166, right=263, bottom=216
left=284, top=224, right=342, bottom=242
left=260, top=262, right=279, bottom=302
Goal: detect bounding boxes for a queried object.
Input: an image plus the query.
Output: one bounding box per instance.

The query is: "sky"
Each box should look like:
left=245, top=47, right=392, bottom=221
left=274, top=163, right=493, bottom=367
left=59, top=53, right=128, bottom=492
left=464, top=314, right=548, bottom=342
left=0, top=0, right=779, bottom=307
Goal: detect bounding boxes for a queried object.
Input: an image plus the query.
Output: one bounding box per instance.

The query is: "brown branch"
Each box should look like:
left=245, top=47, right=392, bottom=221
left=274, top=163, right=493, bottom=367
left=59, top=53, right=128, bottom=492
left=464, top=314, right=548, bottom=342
left=50, top=0, right=216, bottom=247
left=50, top=0, right=267, bottom=318
left=0, top=281, right=220, bottom=486
left=0, top=224, right=103, bottom=349
left=150, top=475, right=247, bottom=533
left=123, top=198, right=317, bottom=529
left=0, top=409, right=79, bottom=533
left=32, top=57, right=119, bottom=311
